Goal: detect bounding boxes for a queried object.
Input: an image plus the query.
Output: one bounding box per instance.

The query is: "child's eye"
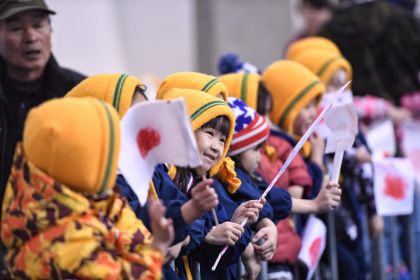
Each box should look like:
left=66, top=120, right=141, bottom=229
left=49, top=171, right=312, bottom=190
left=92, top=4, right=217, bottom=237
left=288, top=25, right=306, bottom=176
left=219, top=137, right=226, bottom=144
left=205, top=130, right=214, bottom=136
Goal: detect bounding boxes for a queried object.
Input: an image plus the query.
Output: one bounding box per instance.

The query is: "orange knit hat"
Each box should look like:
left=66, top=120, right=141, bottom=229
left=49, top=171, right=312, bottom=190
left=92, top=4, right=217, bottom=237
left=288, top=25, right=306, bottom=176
left=293, top=49, right=352, bottom=86
left=262, top=60, right=325, bottom=134
left=156, top=72, right=229, bottom=101
left=285, top=36, right=341, bottom=60
left=219, top=72, right=261, bottom=110
left=162, top=88, right=235, bottom=176
left=23, top=97, right=120, bottom=194
left=66, top=74, right=143, bottom=118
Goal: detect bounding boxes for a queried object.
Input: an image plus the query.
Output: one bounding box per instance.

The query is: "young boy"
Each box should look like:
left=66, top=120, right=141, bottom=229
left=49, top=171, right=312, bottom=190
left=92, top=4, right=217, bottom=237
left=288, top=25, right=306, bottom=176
left=1, top=97, right=173, bottom=279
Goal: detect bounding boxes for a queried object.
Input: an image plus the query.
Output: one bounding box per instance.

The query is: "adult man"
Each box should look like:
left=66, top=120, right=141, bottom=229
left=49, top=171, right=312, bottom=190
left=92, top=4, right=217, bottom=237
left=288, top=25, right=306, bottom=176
left=0, top=0, right=85, bottom=200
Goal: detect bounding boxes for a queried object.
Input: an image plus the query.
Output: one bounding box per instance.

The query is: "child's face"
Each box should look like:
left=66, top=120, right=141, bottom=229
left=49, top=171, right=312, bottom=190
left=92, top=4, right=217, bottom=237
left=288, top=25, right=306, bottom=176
left=326, top=69, right=346, bottom=92
left=293, top=99, right=317, bottom=136
left=239, top=146, right=261, bottom=174
left=194, top=127, right=226, bottom=175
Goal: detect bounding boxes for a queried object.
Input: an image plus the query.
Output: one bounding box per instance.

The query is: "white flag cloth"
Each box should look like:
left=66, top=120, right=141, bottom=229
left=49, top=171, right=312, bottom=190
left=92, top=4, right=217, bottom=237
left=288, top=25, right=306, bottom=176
left=401, top=121, right=420, bottom=184
left=298, top=215, right=327, bottom=280
left=366, top=120, right=396, bottom=159
left=317, top=89, right=354, bottom=139
left=373, top=157, right=415, bottom=216
left=118, top=98, right=202, bottom=205
left=325, top=102, right=358, bottom=154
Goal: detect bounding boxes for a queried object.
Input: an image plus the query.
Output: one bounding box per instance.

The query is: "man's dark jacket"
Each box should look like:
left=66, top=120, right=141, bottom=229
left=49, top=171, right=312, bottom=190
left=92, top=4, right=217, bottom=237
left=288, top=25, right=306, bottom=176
left=0, top=55, right=85, bottom=206
left=320, top=1, right=420, bottom=105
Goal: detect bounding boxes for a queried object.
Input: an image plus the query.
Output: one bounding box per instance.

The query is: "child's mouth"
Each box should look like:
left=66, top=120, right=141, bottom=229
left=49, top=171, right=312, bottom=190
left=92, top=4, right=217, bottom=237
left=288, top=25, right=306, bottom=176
left=203, top=153, right=216, bottom=161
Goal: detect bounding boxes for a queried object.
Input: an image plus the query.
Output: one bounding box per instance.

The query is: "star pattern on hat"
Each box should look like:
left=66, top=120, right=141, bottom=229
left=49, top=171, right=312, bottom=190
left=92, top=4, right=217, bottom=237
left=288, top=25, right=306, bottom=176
left=229, top=98, right=255, bottom=132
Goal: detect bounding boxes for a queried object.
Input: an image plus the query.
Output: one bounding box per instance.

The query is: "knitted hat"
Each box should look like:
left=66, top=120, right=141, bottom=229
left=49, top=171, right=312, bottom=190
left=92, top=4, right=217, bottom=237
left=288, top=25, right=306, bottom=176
left=227, top=97, right=269, bottom=156
left=293, top=49, right=352, bottom=85
left=23, top=97, right=120, bottom=194
left=285, top=36, right=341, bottom=60
left=219, top=73, right=261, bottom=110
left=156, top=72, right=228, bottom=101
left=66, top=74, right=142, bottom=118
left=162, top=88, right=235, bottom=176
left=262, top=60, right=325, bottom=134
left=218, top=52, right=260, bottom=75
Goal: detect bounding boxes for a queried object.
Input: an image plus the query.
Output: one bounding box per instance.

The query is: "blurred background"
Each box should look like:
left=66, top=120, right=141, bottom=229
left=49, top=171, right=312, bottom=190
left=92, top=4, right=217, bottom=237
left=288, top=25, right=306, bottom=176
left=48, top=0, right=418, bottom=80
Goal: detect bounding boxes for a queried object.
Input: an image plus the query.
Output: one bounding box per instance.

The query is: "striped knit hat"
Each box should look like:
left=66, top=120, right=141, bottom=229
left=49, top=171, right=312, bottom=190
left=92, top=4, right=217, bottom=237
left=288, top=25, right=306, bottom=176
left=156, top=72, right=229, bottom=101
left=285, top=36, right=341, bottom=60
left=292, top=49, right=352, bottom=86
left=66, top=74, right=143, bottom=118
left=162, top=88, right=235, bottom=176
left=23, top=97, right=120, bottom=194
left=262, top=60, right=325, bottom=134
left=219, top=72, right=261, bottom=110
left=227, top=97, right=269, bottom=156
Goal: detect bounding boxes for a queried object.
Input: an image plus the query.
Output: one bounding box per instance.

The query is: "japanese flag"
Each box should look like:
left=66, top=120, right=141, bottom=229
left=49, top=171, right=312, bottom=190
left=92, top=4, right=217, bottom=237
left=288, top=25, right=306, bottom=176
left=118, top=98, right=202, bottom=205
left=401, top=121, right=420, bottom=184
left=373, top=157, right=416, bottom=216
left=298, top=215, right=327, bottom=280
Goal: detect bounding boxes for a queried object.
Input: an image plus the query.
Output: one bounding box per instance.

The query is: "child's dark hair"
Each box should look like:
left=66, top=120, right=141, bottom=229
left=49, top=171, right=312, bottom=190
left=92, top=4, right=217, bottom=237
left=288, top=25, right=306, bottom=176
left=200, top=115, right=231, bottom=139
left=257, top=81, right=273, bottom=116
left=174, top=115, right=231, bottom=193
left=134, top=85, right=148, bottom=100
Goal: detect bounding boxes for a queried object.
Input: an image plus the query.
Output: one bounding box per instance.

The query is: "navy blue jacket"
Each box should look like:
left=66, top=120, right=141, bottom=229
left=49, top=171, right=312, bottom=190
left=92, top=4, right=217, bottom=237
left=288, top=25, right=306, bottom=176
left=117, top=165, right=190, bottom=244
left=235, top=167, right=292, bottom=224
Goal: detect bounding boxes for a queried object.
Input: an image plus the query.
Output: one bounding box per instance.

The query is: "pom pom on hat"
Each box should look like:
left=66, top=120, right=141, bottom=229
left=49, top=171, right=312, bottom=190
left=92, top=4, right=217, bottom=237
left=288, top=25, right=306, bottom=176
left=156, top=72, right=229, bottom=101
left=23, top=97, right=121, bottom=194
left=218, top=52, right=260, bottom=75
left=66, top=73, right=142, bottom=118
left=285, top=36, right=341, bottom=60
left=227, top=97, right=269, bottom=156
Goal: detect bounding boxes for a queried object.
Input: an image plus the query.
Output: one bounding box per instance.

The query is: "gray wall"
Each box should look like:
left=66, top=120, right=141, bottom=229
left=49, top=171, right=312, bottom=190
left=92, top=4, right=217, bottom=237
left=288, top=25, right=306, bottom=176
left=196, top=0, right=295, bottom=75
left=49, top=0, right=296, bottom=82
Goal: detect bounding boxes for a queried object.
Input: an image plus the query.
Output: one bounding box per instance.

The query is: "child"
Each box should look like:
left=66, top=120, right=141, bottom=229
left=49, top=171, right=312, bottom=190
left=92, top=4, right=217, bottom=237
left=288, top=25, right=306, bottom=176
left=291, top=47, right=385, bottom=279
left=66, top=74, right=219, bottom=278
left=156, top=71, right=229, bottom=101
left=220, top=70, right=320, bottom=278
left=161, top=88, right=264, bottom=280
left=1, top=97, right=173, bottom=279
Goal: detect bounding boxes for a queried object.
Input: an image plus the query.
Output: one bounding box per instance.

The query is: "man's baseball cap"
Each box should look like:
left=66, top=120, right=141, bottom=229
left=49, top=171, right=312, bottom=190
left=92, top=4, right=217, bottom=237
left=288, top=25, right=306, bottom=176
left=0, top=0, right=55, bottom=21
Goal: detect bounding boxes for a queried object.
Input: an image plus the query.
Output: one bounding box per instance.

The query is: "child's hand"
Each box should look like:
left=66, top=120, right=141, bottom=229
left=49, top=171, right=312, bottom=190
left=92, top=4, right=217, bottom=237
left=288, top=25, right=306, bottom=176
left=241, top=244, right=261, bottom=280
left=190, top=178, right=219, bottom=214
left=231, top=200, right=263, bottom=225
left=355, top=146, right=372, bottom=163
left=165, top=236, right=189, bottom=263
left=309, top=133, right=326, bottom=171
left=314, top=182, right=341, bottom=212
left=368, top=214, right=384, bottom=238
left=387, top=106, right=412, bottom=124
left=204, top=222, right=244, bottom=246
left=149, top=198, right=175, bottom=254
left=252, top=225, right=277, bottom=261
